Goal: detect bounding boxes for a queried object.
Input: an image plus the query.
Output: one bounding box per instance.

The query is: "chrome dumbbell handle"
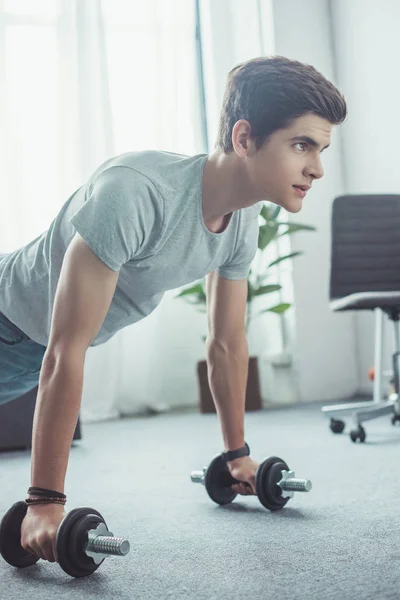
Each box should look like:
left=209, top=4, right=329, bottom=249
left=278, top=469, right=312, bottom=499
left=190, top=469, right=206, bottom=485
left=85, top=522, right=130, bottom=565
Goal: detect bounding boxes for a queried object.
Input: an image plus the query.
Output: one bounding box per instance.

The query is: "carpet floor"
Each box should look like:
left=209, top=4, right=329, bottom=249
left=0, top=399, right=399, bottom=599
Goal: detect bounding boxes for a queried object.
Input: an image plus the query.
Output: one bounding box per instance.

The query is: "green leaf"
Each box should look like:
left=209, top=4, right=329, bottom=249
left=270, top=204, right=281, bottom=221
left=252, top=284, right=281, bottom=297
left=260, top=204, right=270, bottom=221
left=267, top=251, right=303, bottom=268
left=258, top=222, right=279, bottom=250
left=247, top=279, right=256, bottom=302
left=176, top=283, right=206, bottom=299
left=258, top=303, right=291, bottom=315
left=277, top=223, right=316, bottom=238
left=260, top=203, right=281, bottom=223
left=259, top=205, right=271, bottom=222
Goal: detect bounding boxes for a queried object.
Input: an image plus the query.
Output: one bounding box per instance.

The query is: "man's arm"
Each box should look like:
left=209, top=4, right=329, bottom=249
left=205, top=271, right=249, bottom=451
left=30, top=233, right=120, bottom=494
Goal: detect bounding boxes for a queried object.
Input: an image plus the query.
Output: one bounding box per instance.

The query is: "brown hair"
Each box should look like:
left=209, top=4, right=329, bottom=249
left=216, top=56, right=347, bottom=153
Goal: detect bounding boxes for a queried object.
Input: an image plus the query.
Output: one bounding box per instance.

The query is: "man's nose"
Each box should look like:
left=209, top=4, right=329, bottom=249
left=306, top=156, right=324, bottom=180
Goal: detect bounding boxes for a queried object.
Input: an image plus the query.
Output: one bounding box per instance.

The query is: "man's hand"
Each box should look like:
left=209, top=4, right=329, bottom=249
left=226, top=456, right=259, bottom=495
left=21, top=504, right=67, bottom=562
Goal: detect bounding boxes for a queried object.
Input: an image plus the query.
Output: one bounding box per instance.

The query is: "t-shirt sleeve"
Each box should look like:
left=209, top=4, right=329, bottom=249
left=216, top=205, right=261, bottom=280
left=68, top=166, right=164, bottom=271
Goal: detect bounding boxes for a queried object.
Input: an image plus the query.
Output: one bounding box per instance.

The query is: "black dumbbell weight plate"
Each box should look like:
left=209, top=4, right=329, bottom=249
left=0, top=501, right=40, bottom=568
left=56, top=507, right=106, bottom=578
left=204, top=455, right=238, bottom=505
left=256, top=456, right=290, bottom=511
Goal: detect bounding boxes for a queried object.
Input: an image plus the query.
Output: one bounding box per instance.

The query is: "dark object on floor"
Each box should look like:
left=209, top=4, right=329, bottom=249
left=0, top=386, right=81, bottom=451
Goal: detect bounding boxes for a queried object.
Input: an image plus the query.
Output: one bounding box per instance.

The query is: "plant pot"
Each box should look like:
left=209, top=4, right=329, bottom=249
left=197, top=356, right=262, bottom=414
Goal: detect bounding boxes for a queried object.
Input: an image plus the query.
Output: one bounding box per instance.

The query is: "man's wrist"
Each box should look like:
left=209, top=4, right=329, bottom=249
left=222, top=442, right=250, bottom=462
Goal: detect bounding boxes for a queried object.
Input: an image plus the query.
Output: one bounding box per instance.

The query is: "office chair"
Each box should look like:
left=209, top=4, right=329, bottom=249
left=321, top=194, right=400, bottom=442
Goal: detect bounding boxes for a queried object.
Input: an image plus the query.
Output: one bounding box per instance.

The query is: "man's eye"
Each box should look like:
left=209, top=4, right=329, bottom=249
left=295, top=142, right=307, bottom=151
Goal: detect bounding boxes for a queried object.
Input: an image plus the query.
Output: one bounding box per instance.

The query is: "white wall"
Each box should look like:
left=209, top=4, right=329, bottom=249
left=272, top=0, right=359, bottom=402
left=330, top=0, right=400, bottom=393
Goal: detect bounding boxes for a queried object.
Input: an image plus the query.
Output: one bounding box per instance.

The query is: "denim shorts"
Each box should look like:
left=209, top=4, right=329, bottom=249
left=0, top=311, right=47, bottom=405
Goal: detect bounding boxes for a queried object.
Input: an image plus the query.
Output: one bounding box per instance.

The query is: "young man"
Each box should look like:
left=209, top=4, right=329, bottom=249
left=0, top=56, right=346, bottom=562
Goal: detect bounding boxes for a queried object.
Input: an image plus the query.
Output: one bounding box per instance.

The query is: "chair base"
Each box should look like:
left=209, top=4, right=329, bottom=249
left=322, top=394, right=400, bottom=426
left=321, top=399, right=386, bottom=419
left=322, top=394, right=400, bottom=443
left=322, top=307, right=400, bottom=442
left=354, top=395, right=399, bottom=423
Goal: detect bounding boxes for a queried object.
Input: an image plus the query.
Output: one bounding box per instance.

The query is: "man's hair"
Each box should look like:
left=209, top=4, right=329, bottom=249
left=216, top=56, right=347, bottom=153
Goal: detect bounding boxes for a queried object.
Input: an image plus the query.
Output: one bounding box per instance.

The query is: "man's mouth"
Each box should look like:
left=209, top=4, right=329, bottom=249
left=293, top=185, right=311, bottom=191
left=293, top=185, right=310, bottom=198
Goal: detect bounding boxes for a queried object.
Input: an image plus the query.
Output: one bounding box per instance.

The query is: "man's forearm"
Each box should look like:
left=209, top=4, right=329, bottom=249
left=30, top=353, right=85, bottom=494
left=206, top=336, right=249, bottom=451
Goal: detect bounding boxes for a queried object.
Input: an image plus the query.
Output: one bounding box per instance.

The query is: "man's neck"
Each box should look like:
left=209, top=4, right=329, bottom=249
left=201, top=150, right=258, bottom=226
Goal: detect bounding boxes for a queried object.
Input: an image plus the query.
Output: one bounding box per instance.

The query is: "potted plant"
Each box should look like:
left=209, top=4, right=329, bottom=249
left=175, top=203, right=316, bottom=412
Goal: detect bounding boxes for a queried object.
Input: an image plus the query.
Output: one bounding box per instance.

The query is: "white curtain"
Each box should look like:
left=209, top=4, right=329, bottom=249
left=0, top=0, right=204, bottom=421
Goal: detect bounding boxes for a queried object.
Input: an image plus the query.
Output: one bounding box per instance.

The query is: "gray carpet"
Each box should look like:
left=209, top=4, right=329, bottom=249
left=1, top=400, right=400, bottom=600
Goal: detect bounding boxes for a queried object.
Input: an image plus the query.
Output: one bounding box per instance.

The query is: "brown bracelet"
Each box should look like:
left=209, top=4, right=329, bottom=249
left=27, top=486, right=66, bottom=499
left=25, top=496, right=66, bottom=506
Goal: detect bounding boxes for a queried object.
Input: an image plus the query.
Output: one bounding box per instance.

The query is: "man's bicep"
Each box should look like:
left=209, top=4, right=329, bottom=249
left=47, top=233, right=120, bottom=358
left=205, top=271, right=248, bottom=344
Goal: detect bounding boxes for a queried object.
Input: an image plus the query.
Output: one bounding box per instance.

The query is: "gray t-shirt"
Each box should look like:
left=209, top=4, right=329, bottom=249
left=0, top=150, right=262, bottom=347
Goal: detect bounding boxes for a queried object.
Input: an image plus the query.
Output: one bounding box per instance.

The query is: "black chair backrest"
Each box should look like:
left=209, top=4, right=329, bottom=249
left=330, top=194, right=400, bottom=300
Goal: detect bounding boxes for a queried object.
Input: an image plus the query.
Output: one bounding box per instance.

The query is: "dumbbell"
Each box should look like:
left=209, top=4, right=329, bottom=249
left=0, top=501, right=130, bottom=578
left=191, top=454, right=312, bottom=511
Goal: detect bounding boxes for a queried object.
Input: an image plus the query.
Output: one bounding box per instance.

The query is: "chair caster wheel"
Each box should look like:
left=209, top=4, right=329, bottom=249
left=330, top=419, right=345, bottom=434
left=350, top=426, right=366, bottom=443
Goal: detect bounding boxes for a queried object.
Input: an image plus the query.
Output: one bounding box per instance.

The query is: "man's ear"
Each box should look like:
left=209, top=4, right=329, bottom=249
left=232, top=119, right=252, bottom=157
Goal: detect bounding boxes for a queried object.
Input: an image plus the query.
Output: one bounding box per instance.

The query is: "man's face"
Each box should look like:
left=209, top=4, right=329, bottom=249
left=245, top=113, right=333, bottom=213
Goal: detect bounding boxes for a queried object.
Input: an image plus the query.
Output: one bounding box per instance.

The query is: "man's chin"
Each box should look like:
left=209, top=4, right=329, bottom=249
left=275, top=198, right=303, bottom=214
left=287, top=202, right=303, bottom=214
